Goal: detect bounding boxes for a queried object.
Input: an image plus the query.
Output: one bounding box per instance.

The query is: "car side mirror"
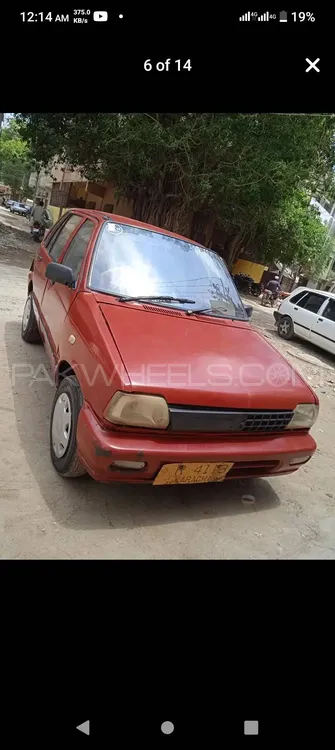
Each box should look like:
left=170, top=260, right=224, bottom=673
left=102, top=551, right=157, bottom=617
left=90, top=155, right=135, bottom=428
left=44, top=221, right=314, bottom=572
left=46, top=262, right=75, bottom=288
left=244, top=304, right=253, bottom=318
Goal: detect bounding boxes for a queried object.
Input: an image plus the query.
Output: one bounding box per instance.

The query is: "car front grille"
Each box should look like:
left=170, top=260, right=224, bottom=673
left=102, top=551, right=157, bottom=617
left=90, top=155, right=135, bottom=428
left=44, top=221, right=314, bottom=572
left=168, top=406, right=294, bottom=433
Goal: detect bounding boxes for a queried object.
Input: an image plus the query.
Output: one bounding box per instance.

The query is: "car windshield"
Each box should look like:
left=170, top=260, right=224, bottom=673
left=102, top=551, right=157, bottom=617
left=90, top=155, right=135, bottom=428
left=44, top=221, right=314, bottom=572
left=89, top=222, right=247, bottom=320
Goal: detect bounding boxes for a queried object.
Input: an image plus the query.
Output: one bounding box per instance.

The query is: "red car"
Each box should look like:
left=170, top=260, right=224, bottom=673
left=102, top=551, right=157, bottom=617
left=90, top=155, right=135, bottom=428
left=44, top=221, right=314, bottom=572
left=21, top=209, right=318, bottom=485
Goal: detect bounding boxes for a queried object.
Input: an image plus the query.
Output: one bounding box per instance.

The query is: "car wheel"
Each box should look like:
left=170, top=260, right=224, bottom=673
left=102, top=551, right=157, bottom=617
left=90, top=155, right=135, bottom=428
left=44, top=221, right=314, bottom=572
left=50, top=376, right=87, bottom=478
left=278, top=315, right=294, bottom=340
left=21, top=292, right=41, bottom=343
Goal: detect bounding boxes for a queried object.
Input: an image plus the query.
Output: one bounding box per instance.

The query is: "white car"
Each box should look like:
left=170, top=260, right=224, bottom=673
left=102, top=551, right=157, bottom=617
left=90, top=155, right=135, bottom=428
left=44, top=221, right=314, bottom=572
left=274, top=287, right=335, bottom=355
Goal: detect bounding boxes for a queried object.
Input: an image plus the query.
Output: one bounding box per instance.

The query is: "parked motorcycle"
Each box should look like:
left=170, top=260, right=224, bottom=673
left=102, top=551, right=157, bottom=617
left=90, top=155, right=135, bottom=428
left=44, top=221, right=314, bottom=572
left=31, top=221, right=45, bottom=243
left=233, top=273, right=254, bottom=294
left=233, top=273, right=264, bottom=298
left=250, top=282, right=263, bottom=297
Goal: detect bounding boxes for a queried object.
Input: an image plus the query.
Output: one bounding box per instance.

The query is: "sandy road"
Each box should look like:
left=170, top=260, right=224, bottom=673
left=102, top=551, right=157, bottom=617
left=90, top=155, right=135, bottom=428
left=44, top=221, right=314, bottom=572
left=0, top=221, right=335, bottom=558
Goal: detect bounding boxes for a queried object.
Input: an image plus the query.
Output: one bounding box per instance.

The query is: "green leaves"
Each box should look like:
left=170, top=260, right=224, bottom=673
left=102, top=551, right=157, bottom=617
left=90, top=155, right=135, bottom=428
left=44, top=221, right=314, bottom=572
left=0, top=117, right=32, bottom=196
left=15, top=112, right=335, bottom=270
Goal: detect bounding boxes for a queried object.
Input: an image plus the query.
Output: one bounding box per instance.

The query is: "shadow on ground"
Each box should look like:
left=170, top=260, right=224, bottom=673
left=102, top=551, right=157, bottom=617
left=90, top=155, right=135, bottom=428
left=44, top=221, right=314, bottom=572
left=5, top=320, right=281, bottom=530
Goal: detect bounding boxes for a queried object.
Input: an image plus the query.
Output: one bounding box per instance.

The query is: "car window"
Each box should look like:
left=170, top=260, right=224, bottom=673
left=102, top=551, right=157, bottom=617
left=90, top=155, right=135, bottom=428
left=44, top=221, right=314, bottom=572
left=44, top=215, right=68, bottom=248
left=290, top=290, right=309, bottom=304
left=322, top=299, right=335, bottom=323
left=61, top=220, right=95, bottom=283
left=296, top=292, right=326, bottom=314
left=89, top=222, right=248, bottom=320
left=48, top=213, right=82, bottom=261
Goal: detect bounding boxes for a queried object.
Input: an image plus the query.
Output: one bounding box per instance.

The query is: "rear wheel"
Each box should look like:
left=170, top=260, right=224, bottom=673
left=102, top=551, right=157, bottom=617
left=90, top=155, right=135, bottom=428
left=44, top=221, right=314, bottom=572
left=21, top=292, right=41, bottom=343
left=50, top=376, right=87, bottom=478
left=278, top=315, right=294, bottom=340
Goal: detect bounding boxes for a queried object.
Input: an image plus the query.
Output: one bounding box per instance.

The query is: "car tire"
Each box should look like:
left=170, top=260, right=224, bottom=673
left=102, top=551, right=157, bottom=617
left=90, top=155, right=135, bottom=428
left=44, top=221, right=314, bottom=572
left=50, top=376, right=87, bottom=478
left=21, top=292, right=41, bottom=343
left=278, top=315, right=294, bottom=340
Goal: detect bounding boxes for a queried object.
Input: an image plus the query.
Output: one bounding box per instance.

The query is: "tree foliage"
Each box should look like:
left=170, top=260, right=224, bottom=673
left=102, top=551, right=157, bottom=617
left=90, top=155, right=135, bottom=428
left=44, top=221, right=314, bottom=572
left=258, top=193, right=335, bottom=275
left=16, top=112, right=335, bottom=268
left=0, top=118, right=33, bottom=198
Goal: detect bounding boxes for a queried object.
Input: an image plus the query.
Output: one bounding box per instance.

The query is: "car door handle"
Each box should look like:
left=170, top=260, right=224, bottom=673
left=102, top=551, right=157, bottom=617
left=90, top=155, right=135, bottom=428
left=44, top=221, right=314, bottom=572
left=37, top=255, right=43, bottom=261
left=318, top=318, right=323, bottom=322
left=294, top=307, right=298, bottom=310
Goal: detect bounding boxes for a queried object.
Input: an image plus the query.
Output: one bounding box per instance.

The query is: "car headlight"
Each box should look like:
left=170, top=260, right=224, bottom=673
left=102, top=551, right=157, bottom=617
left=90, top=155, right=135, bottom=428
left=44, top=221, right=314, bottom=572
left=104, top=392, right=170, bottom=429
left=285, top=403, right=319, bottom=430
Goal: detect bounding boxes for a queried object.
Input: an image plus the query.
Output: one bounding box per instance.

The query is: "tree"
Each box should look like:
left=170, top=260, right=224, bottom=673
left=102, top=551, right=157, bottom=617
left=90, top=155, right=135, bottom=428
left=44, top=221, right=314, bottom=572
left=16, top=113, right=335, bottom=267
left=0, top=117, right=33, bottom=199
left=258, top=192, right=335, bottom=276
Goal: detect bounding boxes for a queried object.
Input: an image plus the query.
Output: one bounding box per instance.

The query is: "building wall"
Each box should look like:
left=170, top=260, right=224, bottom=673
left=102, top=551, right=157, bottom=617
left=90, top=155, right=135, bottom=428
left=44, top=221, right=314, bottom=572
left=48, top=180, right=134, bottom=225
left=232, top=259, right=268, bottom=283
left=51, top=165, right=85, bottom=183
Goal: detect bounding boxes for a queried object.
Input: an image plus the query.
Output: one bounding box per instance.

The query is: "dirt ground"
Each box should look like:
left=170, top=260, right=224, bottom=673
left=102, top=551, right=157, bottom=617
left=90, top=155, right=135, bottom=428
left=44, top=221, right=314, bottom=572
left=0, top=210, right=335, bottom=559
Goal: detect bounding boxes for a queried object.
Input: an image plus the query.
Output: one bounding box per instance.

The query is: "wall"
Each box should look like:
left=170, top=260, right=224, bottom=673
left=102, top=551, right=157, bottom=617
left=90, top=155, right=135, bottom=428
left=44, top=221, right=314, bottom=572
left=48, top=205, right=63, bottom=224
left=101, top=184, right=133, bottom=217
left=114, top=194, right=133, bottom=218
left=232, top=259, right=268, bottom=283
left=51, top=164, right=86, bottom=183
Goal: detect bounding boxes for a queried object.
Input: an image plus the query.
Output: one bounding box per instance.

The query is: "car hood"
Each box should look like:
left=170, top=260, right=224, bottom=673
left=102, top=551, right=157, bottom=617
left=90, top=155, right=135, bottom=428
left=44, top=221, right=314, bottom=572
left=99, top=302, right=316, bottom=409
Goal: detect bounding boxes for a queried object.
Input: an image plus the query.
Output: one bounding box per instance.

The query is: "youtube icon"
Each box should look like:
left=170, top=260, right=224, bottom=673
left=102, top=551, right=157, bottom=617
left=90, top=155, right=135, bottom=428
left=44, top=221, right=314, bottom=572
left=93, top=11, right=108, bottom=21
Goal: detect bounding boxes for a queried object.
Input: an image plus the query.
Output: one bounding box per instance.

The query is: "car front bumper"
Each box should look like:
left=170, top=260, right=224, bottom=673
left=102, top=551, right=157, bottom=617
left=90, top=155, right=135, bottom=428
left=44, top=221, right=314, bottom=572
left=76, top=403, right=317, bottom=484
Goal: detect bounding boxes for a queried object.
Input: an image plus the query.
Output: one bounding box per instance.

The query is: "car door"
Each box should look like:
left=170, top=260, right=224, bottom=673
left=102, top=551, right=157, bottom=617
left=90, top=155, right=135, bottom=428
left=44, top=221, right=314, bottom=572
left=41, top=218, right=97, bottom=359
left=310, top=297, right=335, bottom=354
left=33, top=212, right=82, bottom=318
left=291, top=291, right=327, bottom=341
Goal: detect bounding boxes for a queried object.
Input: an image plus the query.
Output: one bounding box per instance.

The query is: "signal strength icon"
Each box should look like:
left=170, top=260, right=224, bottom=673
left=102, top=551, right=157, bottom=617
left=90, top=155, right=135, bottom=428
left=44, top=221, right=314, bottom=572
left=239, top=11, right=253, bottom=21
left=258, top=11, right=270, bottom=21
left=239, top=11, right=259, bottom=21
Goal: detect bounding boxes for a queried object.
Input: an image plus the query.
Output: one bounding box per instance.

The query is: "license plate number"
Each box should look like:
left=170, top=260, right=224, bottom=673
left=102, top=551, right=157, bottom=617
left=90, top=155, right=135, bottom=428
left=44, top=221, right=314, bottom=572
left=153, top=462, right=234, bottom=485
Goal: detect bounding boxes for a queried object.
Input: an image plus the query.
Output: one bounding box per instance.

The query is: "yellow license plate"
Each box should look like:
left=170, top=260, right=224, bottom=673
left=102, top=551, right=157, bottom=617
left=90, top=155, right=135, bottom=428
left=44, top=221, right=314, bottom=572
left=153, top=462, right=234, bottom=485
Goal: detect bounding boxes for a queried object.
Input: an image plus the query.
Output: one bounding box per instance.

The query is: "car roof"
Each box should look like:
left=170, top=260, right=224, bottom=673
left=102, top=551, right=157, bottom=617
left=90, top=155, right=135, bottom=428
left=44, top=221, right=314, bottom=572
left=291, top=286, right=335, bottom=300
left=67, top=209, right=202, bottom=247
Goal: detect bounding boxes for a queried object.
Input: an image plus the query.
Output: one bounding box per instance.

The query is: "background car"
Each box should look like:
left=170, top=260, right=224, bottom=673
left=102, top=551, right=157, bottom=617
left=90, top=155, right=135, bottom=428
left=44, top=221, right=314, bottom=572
left=274, top=287, right=335, bottom=355
left=10, top=201, right=29, bottom=216
left=5, top=199, right=14, bottom=209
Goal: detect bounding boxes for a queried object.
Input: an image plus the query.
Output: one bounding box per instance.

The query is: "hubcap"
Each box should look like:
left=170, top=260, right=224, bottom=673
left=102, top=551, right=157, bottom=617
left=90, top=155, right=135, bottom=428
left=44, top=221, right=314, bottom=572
left=280, top=320, right=290, bottom=335
left=52, top=393, right=72, bottom=458
left=22, top=297, right=31, bottom=332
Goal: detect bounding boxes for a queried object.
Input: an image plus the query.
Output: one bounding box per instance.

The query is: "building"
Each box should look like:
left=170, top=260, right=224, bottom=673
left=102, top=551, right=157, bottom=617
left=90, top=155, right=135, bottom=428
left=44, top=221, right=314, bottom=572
left=29, top=163, right=134, bottom=225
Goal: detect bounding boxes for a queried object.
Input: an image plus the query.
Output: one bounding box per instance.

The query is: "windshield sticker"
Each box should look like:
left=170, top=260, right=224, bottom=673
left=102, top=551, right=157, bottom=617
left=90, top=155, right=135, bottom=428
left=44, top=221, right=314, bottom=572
left=106, top=223, right=123, bottom=234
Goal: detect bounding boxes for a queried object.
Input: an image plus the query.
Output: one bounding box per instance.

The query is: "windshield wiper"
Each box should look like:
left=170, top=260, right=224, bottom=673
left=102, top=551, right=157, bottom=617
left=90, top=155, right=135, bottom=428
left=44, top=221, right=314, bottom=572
left=119, top=295, right=196, bottom=304
left=187, top=306, right=228, bottom=315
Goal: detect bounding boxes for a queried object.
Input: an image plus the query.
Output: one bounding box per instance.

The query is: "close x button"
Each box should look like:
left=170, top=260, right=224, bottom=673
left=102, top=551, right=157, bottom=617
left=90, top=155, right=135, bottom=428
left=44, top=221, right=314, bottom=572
left=305, top=58, right=320, bottom=72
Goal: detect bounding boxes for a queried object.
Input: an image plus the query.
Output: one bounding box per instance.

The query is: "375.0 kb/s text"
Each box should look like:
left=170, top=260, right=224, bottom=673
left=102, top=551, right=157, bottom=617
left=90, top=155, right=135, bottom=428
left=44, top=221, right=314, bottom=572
left=144, top=59, right=192, bottom=72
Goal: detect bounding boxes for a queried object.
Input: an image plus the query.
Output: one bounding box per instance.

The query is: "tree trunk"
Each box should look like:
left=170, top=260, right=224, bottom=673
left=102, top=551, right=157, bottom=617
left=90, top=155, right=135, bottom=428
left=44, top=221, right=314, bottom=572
left=190, top=210, right=216, bottom=246
left=130, top=185, right=192, bottom=237
left=279, top=267, right=285, bottom=282
left=226, top=234, right=244, bottom=270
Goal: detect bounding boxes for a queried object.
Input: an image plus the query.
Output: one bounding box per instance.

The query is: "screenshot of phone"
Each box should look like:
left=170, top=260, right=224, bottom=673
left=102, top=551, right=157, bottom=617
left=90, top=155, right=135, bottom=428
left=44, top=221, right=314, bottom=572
left=0, top=6, right=332, bottom=745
